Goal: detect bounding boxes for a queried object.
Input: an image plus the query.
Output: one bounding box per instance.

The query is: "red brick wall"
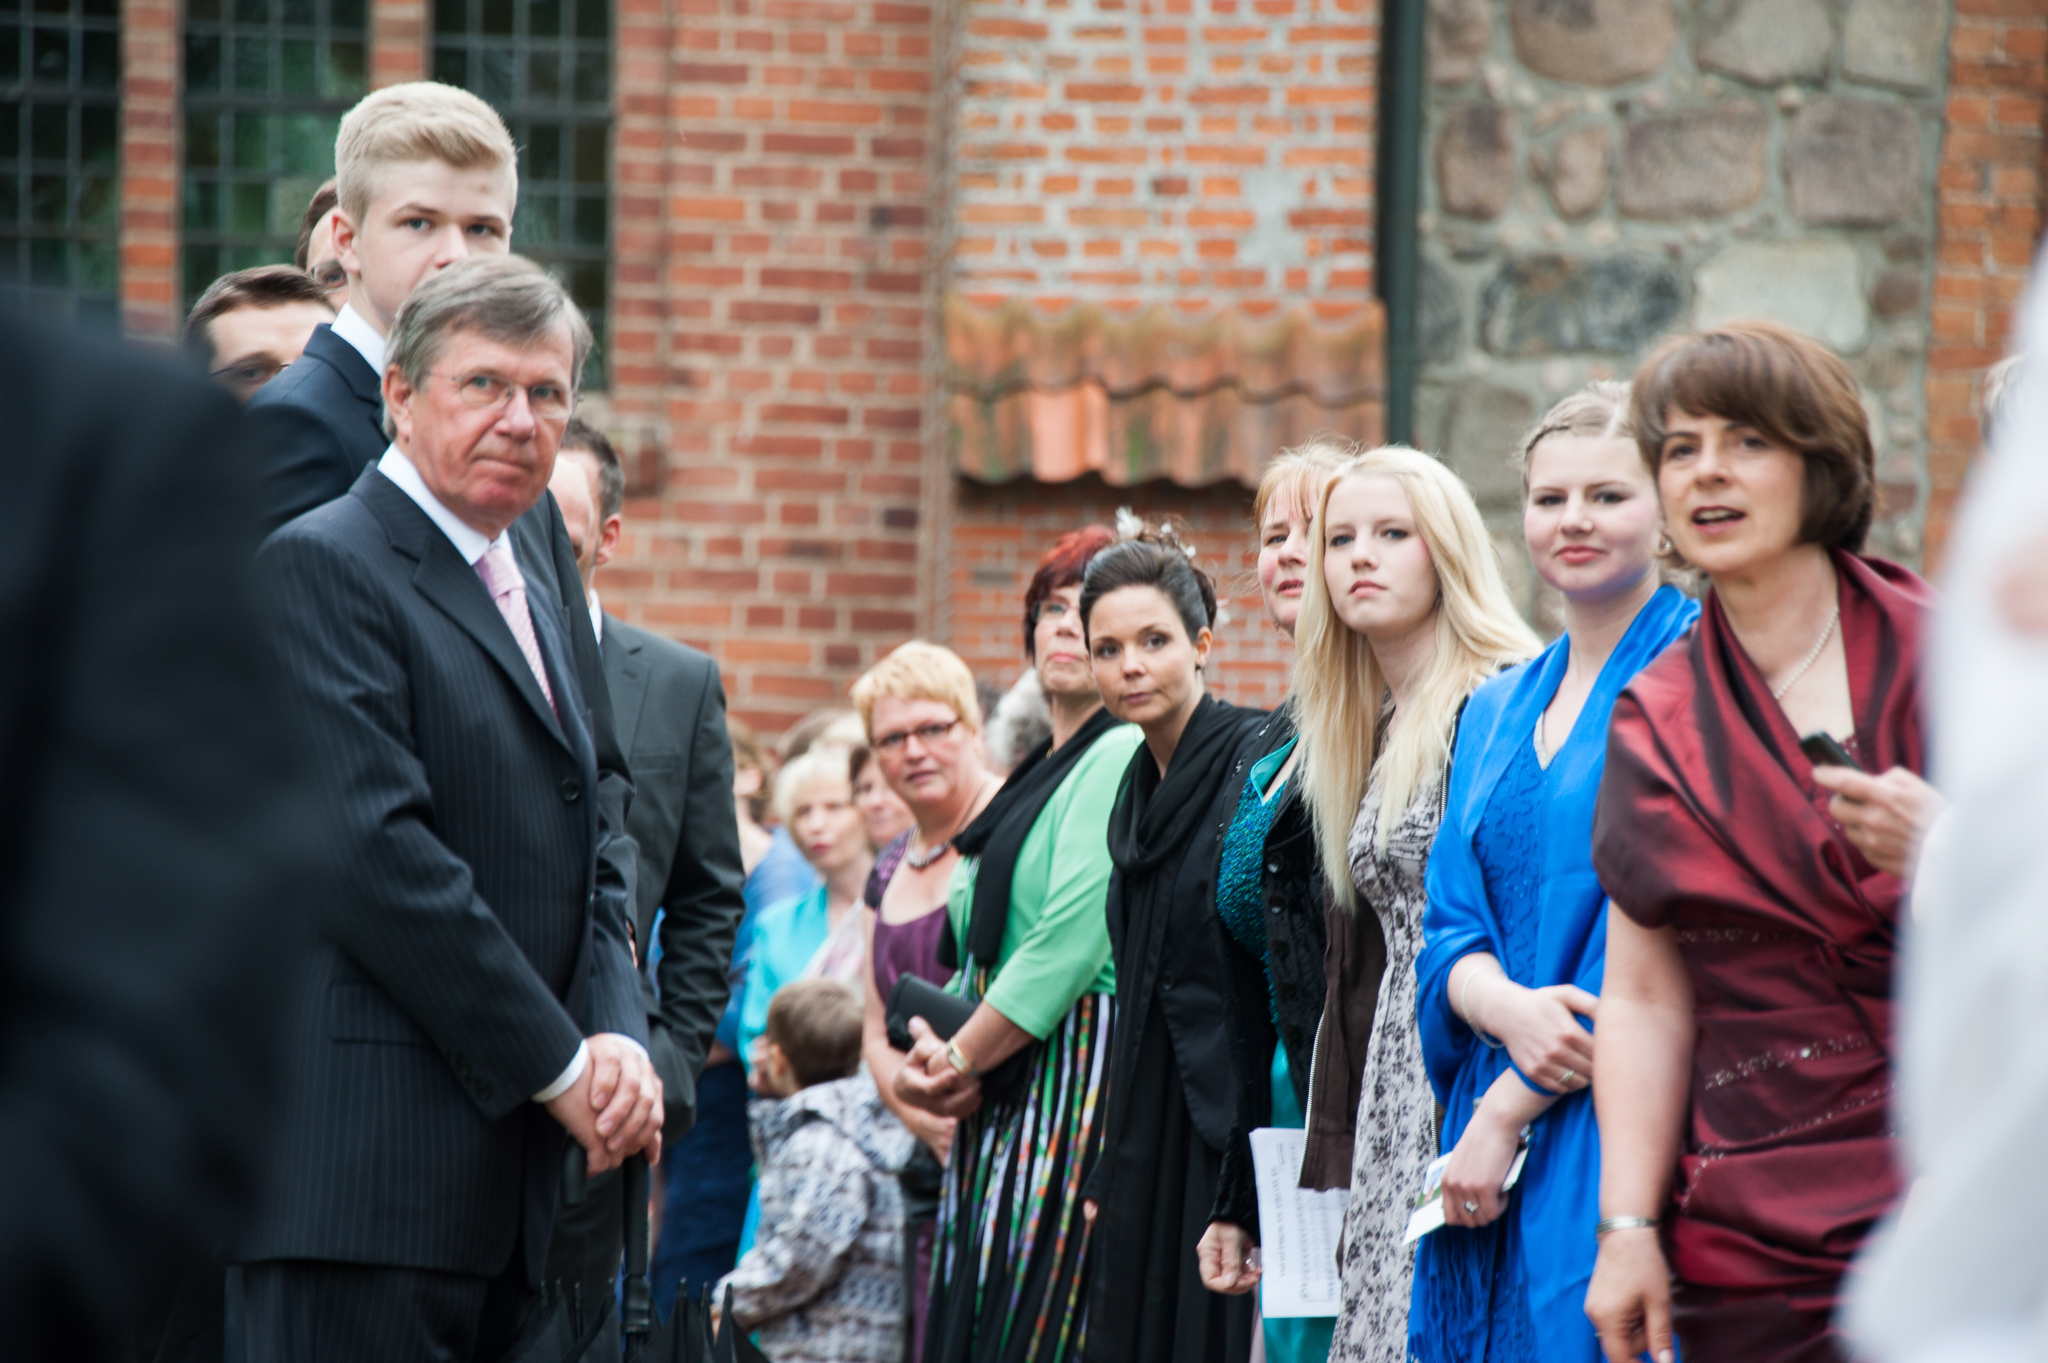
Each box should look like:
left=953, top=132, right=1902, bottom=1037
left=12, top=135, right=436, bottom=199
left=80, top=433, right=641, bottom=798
left=594, top=0, right=936, bottom=735
left=1925, top=0, right=2048, bottom=570
left=944, top=0, right=1378, bottom=306
left=946, top=477, right=1297, bottom=711
left=369, top=0, right=428, bottom=87
left=119, top=0, right=179, bottom=340
left=932, top=0, right=1380, bottom=717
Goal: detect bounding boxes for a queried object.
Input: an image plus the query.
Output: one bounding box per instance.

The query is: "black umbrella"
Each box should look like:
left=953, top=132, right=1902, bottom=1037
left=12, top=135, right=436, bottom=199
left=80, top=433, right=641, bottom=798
left=512, top=1145, right=768, bottom=1363
left=502, top=1145, right=624, bottom=1363
left=618, top=1156, right=765, bottom=1363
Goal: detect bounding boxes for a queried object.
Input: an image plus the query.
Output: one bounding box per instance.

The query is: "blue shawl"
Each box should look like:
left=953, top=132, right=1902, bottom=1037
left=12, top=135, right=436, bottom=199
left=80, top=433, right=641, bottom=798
left=1409, top=585, right=1697, bottom=1363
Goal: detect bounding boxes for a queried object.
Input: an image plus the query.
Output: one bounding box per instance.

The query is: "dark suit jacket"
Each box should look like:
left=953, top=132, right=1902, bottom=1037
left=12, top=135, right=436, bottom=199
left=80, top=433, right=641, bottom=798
left=244, top=466, right=644, bottom=1285
left=245, top=322, right=387, bottom=533
left=0, top=311, right=308, bottom=1351
left=602, top=615, right=746, bottom=1128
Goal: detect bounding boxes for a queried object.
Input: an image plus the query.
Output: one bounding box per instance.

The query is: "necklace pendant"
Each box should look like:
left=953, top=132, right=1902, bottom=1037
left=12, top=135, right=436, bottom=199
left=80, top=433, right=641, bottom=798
left=904, top=840, right=950, bottom=871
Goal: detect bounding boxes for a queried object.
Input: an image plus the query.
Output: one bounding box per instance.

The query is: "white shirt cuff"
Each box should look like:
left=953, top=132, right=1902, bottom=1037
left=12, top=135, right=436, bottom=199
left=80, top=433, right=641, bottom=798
left=530, top=1035, right=650, bottom=1104
left=534, top=1039, right=590, bottom=1103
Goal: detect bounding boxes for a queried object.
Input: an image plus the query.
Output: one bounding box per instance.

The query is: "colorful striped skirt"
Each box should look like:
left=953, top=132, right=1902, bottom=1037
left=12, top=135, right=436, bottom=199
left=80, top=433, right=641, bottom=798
left=922, top=988, right=1114, bottom=1363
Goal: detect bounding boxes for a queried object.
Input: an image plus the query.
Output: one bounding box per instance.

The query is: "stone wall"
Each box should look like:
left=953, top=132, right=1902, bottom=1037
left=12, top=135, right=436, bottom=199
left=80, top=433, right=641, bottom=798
left=1418, top=0, right=1958, bottom=621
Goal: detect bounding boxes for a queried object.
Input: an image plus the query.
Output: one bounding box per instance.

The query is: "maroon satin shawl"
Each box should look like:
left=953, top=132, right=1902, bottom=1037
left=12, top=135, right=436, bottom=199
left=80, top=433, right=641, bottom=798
left=1593, top=550, right=1934, bottom=1315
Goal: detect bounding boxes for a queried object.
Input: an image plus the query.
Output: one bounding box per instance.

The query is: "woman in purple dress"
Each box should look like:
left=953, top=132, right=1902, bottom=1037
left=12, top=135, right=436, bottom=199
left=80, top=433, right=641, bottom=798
left=853, top=641, right=1003, bottom=1359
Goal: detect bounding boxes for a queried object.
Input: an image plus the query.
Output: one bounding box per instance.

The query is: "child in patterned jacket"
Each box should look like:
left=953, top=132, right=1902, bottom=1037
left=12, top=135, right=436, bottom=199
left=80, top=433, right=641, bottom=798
left=716, top=977, right=915, bottom=1363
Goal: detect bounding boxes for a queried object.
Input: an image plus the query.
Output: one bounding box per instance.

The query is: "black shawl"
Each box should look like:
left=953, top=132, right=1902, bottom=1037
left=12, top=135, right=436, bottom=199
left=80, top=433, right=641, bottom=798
left=944, top=704, right=1123, bottom=972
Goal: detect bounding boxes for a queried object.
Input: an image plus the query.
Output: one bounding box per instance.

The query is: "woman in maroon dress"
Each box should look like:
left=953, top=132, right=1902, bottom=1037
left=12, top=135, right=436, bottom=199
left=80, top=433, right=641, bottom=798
left=1586, top=322, right=1937, bottom=1363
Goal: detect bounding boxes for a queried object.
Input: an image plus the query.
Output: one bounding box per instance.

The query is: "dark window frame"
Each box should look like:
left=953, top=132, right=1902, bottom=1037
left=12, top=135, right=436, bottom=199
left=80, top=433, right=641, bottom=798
left=0, top=0, right=122, bottom=327
left=180, top=0, right=368, bottom=309
left=433, top=0, right=611, bottom=386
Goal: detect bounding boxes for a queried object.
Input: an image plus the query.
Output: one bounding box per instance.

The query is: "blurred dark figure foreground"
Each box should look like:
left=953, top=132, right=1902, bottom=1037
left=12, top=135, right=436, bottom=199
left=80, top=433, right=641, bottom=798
left=0, top=308, right=309, bottom=1354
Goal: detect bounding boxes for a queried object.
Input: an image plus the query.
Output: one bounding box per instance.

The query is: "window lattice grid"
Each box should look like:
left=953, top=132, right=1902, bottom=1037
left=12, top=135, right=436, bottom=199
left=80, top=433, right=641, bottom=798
left=433, top=0, right=610, bottom=386
left=181, top=0, right=368, bottom=306
left=0, top=0, right=120, bottom=326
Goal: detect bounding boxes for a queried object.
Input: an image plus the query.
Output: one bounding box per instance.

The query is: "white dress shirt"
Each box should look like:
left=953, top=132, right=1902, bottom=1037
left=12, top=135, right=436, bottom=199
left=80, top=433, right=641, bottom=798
left=330, top=302, right=387, bottom=377
left=588, top=589, right=604, bottom=647
left=375, top=444, right=607, bottom=1105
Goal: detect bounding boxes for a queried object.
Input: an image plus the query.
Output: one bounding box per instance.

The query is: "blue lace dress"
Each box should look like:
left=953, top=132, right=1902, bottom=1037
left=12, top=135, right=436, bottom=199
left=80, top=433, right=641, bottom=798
left=1460, top=732, right=1548, bottom=1361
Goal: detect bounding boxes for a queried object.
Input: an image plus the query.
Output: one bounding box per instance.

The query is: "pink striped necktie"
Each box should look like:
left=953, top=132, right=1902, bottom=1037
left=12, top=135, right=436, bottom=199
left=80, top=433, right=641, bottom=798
left=475, top=540, right=555, bottom=712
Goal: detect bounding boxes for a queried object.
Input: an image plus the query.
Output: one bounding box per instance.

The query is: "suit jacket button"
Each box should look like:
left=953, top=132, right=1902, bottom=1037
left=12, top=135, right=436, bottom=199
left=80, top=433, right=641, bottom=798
left=560, top=779, right=581, bottom=803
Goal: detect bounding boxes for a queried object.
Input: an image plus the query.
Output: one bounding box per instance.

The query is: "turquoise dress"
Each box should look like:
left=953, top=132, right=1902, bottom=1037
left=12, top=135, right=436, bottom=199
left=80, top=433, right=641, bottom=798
left=1215, top=737, right=1334, bottom=1363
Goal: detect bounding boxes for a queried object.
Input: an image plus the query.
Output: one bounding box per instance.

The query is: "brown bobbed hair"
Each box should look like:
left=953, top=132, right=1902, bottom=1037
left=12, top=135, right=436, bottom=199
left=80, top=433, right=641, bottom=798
left=1629, top=320, right=1874, bottom=553
left=1023, top=526, right=1116, bottom=658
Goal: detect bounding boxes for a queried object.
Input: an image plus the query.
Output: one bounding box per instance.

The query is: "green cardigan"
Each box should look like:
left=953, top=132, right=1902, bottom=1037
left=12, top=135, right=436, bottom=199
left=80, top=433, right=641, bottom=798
left=944, top=723, right=1143, bottom=1038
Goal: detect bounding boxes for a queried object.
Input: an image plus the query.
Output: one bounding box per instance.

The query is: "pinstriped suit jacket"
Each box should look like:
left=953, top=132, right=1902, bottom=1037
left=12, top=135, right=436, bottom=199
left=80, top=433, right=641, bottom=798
left=242, top=465, right=644, bottom=1283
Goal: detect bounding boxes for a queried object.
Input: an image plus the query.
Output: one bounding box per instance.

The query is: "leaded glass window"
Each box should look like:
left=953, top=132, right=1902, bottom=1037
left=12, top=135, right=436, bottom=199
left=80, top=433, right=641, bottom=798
left=182, top=0, right=367, bottom=306
left=433, top=0, right=610, bottom=386
left=0, top=0, right=121, bottom=326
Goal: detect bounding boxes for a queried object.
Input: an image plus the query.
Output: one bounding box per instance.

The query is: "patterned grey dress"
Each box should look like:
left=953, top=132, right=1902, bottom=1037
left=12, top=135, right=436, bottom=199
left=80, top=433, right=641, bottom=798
left=1330, top=766, right=1448, bottom=1363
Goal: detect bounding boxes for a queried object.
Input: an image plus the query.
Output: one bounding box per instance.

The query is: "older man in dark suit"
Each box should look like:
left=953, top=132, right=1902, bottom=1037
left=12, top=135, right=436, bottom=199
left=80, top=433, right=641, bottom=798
left=542, top=421, right=746, bottom=1311
left=243, top=255, right=658, bottom=1361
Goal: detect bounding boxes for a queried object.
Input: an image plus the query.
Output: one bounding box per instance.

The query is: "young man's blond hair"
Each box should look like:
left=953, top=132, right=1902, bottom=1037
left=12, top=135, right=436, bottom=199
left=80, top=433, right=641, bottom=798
left=335, top=82, right=518, bottom=227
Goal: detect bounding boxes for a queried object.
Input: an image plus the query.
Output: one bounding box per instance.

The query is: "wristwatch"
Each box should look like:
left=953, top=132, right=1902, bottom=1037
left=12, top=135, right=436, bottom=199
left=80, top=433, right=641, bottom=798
left=944, top=1039, right=980, bottom=1079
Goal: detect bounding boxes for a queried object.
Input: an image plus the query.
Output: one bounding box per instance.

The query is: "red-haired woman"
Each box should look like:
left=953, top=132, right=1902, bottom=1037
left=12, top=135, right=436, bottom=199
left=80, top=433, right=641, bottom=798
left=1586, top=322, right=1937, bottom=1363
left=895, top=527, right=1145, bottom=1363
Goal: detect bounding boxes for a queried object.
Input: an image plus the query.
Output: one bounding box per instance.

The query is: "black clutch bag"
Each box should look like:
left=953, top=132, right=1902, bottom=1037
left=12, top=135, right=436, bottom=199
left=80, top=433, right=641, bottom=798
left=884, top=974, right=1032, bottom=1100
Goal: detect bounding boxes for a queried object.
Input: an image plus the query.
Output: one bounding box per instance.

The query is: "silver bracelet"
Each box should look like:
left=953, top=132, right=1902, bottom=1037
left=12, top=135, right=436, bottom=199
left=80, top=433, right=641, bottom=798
left=1595, top=1216, right=1659, bottom=1237
left=1458, top=965, right=1506, bottom=1050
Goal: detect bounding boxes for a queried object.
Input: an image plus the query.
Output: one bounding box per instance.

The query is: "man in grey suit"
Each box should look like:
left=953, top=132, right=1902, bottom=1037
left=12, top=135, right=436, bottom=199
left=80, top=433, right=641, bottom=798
left=246, top=257, right=661, bottom=1360
left=543, top=420, right=747, bottom=1308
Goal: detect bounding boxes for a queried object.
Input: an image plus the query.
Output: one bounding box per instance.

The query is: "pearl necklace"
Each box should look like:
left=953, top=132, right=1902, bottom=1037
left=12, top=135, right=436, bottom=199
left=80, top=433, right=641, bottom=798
left=1772, top=605, right=1839, bottom=701
left=902, top=777, right=1000, bottom=870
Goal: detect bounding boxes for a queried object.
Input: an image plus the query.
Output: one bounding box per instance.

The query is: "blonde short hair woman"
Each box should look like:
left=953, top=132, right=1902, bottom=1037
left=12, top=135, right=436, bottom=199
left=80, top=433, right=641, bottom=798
left=1290, top=445, right=1537, bottom=1363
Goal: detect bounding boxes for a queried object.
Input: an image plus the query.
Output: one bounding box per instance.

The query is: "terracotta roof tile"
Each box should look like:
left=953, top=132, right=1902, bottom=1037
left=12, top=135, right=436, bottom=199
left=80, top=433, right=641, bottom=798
left=945, top=295, right=1385, bottom=487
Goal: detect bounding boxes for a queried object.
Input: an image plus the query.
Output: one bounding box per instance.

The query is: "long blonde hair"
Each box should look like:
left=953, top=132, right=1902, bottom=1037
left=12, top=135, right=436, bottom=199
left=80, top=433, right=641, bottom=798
left=1291, top=446, right=1539, bottom=903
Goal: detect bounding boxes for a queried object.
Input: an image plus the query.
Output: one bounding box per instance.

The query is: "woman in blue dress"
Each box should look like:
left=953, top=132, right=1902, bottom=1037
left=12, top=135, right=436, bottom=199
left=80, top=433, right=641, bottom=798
left=1409, top=382, right=1698, bottom=1363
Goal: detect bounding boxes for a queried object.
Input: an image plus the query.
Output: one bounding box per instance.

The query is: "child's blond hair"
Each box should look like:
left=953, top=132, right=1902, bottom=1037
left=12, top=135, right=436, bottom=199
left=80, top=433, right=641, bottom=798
left=335, top=82, right=518, bottom=227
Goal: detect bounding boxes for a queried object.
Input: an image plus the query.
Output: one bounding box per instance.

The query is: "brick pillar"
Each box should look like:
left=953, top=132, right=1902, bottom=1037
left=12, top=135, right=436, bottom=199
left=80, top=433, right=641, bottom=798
left=371, top=0, right=428, bottom=89
left=590, top=0, right=933, bottom=734
left=607, top=0, right=669, bottom=424
left=119, top=0, right=180, bottom=341
left=1924, top=5, right=2048, bottom=571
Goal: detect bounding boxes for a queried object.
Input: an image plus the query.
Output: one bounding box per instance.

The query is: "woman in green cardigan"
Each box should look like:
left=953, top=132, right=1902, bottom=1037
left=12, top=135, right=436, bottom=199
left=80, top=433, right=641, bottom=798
left=894, top=526, right=1142, bottom=1363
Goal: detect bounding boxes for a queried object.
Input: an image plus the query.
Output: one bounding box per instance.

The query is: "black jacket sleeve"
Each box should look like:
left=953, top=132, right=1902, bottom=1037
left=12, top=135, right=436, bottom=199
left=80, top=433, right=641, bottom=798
left=260, top=531, right=591, bottom=1110
left=527, top=494, right=644, bottom=1045
left=0, top=334, right=311, bottom=1344
left=648, top=661, right=747, bottom=1126
left=246, top=394, right=361, bottom=534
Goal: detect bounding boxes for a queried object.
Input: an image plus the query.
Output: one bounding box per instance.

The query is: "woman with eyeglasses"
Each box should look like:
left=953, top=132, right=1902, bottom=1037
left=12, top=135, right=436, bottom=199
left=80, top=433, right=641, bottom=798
left=894, top=527, right=1143, bottom=1363
left=849, top=642, right=1004, bottom=1358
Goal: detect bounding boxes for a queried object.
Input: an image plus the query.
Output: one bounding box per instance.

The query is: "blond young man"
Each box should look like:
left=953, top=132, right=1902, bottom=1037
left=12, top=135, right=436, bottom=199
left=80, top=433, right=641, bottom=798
left=247, top=81, right=517, bottom=532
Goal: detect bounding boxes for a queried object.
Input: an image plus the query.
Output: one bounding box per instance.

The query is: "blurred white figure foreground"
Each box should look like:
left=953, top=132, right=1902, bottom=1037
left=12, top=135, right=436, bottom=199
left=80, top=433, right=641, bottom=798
left=1845, top=250, right=2048, bottom=1360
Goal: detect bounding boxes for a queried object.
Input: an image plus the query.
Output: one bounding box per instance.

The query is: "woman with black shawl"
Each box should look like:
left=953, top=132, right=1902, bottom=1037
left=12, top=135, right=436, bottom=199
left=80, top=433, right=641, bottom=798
left=893, top=526, right=1144, bottom=1363
left=1077, top=522, right=1270, bottom=1363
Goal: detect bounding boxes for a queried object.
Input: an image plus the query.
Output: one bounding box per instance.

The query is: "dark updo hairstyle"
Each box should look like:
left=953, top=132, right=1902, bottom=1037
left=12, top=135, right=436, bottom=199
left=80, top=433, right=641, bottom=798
left=1079, top=516, right=1219, bottom=644
left=1630, top=320, right=1875, bottom=554
left=1023, top=525, right=1117, bottom=658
